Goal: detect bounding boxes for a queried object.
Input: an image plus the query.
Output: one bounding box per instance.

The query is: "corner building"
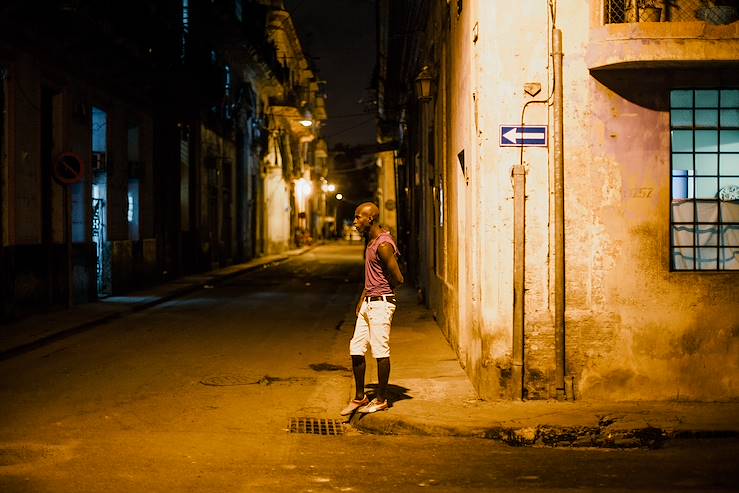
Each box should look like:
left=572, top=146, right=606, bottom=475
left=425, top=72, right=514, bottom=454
left=378, top=0, right=739, bottom=401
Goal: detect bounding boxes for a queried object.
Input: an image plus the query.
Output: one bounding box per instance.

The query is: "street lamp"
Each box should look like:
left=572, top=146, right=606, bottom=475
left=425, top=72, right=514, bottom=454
left=415, top=65, right=434, bottom=102
left=296, top=178, right=313, bottom=202
left=336, top=193, right=343, bottom=201
left=299, top=107, right=314, bottom=127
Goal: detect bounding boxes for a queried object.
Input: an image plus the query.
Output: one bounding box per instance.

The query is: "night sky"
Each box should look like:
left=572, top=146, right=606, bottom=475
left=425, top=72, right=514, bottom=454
left=285, top=0, right=378, bottom=222
left=284, top=0, right=377, bottom=148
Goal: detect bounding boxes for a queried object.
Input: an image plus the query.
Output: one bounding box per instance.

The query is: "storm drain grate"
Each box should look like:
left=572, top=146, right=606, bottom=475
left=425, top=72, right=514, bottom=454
left=288, top=417, right=345, bottom=436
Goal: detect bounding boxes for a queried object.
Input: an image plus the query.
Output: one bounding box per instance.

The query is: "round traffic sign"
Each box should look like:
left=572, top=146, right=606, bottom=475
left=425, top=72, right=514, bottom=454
left=53, top=152, right=85, bottom=185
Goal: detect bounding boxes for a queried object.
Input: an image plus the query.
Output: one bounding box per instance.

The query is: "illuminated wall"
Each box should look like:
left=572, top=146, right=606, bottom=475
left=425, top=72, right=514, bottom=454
left=264, top=169, right=291, bottom=253
left=408, top=0, right=739, bottom=401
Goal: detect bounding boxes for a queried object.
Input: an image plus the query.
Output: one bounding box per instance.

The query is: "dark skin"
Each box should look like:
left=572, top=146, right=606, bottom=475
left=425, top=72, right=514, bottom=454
left=352, top=203, right=404, bottom=404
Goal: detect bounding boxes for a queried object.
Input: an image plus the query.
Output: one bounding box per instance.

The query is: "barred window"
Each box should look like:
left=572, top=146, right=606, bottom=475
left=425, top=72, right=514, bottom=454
left=671, top=89, right=739, bottom=271
left=605, top=0, right=739, bottom=25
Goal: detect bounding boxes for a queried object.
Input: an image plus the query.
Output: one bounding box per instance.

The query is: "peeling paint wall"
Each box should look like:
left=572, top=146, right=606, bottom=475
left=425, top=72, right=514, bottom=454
left=416, top=0, right=739, bottom=401
left=376, top=151, right=398, bottom=238
left=560, top=3, right=739, bottom=401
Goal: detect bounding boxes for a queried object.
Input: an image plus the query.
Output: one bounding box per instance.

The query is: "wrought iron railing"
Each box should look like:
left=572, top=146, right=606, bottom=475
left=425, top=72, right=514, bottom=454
left=605, top=0, right=739, bottom=25
left=92, top=198, right=105, bottom=293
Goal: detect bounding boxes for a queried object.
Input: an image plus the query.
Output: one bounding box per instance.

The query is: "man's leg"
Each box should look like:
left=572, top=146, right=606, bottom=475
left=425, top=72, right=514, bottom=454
left=348, top=301, right=370, bottom=401
left=376, top=357, right=390, bottom=402
left=367, top=300, right=395, bottom=406
left=351, top=355, right=366, bottom=400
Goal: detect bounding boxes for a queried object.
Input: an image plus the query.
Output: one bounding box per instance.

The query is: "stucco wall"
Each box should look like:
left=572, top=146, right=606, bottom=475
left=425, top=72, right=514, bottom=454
left=264, top=169, right=290, bottom=253
left=377, top=151, right=398, bottom=238
left=12, top=53, right=41, bottom=245
left=562, top=2, right=739, bottom=401
left=423, top=0, right=739, bottom=401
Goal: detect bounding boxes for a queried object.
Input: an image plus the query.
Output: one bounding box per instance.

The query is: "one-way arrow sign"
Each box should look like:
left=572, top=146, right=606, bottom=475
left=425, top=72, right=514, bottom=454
left=500, top=125, right=548, bottom=147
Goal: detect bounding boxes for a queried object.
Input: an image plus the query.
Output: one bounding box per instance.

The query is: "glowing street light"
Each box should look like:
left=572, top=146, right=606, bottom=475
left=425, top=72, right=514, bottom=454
left=336, top=193, right=343, bottom=200
left=327, top=184, right=336, bottom=192
left=296, top=178, right=313, bottom=201
left=299, top=107, right=314, bottom=127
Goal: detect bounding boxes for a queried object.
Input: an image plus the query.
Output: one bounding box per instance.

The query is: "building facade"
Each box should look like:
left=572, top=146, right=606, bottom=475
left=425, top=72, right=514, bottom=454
left=0, top=0, right=324, bottom=321
left=379, top=0, right=739, bottom=401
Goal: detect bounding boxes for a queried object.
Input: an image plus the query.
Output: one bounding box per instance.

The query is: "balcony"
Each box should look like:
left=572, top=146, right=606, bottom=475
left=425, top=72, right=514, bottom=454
left=269, top=89, right=301, bottom=109
left=589, top=1, right=739, bottom=70
left=605, top=0, right=739, bottom=25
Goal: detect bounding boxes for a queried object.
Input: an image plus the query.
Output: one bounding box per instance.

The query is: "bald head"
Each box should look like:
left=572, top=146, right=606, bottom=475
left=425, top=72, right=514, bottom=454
left=357, top=202, right=380, bottom=223
left=353, top=202, right=381, bottom=235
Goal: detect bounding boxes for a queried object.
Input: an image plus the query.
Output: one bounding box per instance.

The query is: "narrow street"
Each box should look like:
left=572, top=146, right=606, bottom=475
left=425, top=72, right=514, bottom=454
left=0, top=243, right=736, bottom=492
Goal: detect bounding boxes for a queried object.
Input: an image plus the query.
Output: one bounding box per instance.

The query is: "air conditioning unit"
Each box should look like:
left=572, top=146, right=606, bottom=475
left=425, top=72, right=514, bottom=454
left=91, top=151, right=106, bottom=171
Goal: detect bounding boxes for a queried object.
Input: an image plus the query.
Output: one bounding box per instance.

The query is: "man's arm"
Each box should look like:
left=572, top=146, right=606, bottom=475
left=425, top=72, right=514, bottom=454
left=377, top=243, right=404, bottom=288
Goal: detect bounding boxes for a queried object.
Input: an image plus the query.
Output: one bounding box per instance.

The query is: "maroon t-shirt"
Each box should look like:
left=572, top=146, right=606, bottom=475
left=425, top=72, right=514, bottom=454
left=364, top=231, right=399, bottom=296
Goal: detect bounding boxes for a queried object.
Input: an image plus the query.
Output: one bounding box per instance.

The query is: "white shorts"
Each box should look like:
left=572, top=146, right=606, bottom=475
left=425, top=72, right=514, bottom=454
left=349, top=297, right=397, bottom=359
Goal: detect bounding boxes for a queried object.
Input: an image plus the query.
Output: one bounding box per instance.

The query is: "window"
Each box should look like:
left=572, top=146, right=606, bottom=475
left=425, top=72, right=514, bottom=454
left=224, top=64, right=233, bottom=120
left=127, top=182, right=140, bottom=241
left=180, top=126, right=190, bottom=232
left=92, top=107, right=107, bottom=153
left=181, top=0, right=189, bottom=61
left=670, top=89, right=739, bottom=270
left=127, top=124, right=141, bottom=241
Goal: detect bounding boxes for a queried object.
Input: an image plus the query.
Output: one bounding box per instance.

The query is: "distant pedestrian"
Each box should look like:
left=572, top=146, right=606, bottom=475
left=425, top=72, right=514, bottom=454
left=341, top=202, right=404, bottom=415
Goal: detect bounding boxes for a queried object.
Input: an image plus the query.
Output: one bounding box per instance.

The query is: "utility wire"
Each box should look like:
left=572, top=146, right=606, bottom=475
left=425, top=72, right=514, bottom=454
left=327, top=111, right=376, bottom=120
left=323, top=117, right=375, bottom=139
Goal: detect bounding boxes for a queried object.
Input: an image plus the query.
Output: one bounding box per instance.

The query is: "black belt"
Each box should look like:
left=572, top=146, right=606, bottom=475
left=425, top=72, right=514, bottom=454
left=366, top=295, right=396, bottom=303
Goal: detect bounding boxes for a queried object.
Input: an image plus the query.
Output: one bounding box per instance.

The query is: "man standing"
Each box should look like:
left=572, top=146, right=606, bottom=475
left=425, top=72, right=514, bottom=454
left=341, top=202, right=404, bottom=415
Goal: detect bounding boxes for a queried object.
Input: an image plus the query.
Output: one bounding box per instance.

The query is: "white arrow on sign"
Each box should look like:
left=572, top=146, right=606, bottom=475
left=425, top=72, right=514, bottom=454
left=500, top=125, right=548, bottom=147
left=503, top=127, right=545, bottom=142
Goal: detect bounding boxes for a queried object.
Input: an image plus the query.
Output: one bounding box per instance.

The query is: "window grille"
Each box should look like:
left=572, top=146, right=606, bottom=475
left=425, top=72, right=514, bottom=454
left=605, top=0, right=739, bottom=25
left=670, top=89, right=739, bottom=271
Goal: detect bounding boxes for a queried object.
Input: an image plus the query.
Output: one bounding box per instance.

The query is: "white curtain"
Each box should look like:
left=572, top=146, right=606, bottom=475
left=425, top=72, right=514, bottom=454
left=672, top=199, right=739, bottom=269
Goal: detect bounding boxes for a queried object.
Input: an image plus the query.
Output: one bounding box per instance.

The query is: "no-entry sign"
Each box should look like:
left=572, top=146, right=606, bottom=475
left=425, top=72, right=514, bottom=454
left=53, top=152, right=85, bottom=185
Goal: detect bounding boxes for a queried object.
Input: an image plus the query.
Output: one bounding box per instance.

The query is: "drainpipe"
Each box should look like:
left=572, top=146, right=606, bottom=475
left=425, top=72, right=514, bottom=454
left=512, top=165, right=526, bottom=400
left=552, top=28, right=566, bottom=400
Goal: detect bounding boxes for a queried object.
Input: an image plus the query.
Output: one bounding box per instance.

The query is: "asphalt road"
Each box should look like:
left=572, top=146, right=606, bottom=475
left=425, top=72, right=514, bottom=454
left=0, top=243, right=737, bottom=492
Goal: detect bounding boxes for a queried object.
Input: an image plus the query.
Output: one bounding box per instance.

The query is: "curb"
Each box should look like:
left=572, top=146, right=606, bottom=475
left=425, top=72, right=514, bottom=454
left=350, top=413, right=739, bottom=449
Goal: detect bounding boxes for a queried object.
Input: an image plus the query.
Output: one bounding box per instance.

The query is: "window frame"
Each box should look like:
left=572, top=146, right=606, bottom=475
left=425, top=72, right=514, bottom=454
left=669, top=88, right=739, bottom=272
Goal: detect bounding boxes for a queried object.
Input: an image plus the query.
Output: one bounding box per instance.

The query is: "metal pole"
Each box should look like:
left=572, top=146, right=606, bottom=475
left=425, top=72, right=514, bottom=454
left=512, top=164, right=526, bottom=400
left=552, top=28, right=566, bottom=400
left=64, top=185, right=73, bottom=308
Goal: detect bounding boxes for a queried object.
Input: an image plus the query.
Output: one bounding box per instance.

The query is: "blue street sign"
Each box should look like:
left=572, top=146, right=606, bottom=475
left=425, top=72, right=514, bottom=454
left=500, top=125, right=548, bottom=147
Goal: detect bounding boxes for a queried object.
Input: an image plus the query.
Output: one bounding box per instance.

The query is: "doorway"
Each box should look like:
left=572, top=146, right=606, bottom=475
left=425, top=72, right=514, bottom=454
left=91, top=106, right=110, bottom=296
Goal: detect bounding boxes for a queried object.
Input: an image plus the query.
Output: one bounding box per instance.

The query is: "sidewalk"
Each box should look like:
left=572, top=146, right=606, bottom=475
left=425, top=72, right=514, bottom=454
left=349, top=286, right=739, bottom=448
left=0, top=245, right=315, bottom=361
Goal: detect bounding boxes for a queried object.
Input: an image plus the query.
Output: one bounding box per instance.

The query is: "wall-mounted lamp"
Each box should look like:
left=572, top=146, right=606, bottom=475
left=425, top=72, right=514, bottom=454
left=415, top=65, right=434, bottom=102
left=299, top=107, right=314, bottom=127
left=295, top=177, right=313, bottom=200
